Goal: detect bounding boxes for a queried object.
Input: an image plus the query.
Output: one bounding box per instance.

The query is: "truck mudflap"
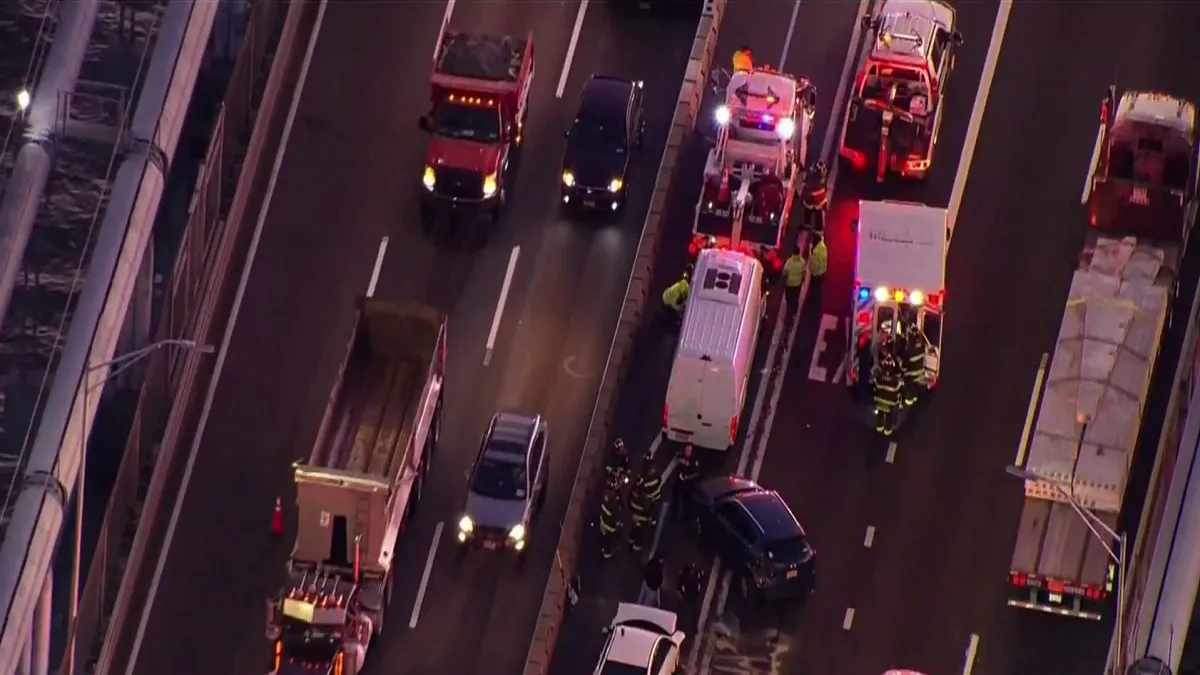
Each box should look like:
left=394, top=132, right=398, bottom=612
left=1088, top=176, right=1189, bottom=244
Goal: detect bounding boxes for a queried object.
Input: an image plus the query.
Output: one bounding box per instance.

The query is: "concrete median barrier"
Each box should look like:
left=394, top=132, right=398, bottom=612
left=520, top=2, right=727, bottom=674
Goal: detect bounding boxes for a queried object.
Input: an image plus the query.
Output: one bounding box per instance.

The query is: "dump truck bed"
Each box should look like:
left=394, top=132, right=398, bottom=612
left=1007, top=235, right=1170, bottom=619
left=432, top=30, right=531, bottom=102
left=315, top=298, right=443, bottom=480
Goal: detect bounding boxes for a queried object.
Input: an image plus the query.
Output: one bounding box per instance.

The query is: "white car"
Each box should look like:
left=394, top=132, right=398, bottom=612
left=594, top=603, right=686, bottom=675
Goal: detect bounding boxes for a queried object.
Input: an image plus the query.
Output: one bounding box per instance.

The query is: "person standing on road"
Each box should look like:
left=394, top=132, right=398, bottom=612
left=606, top=437, right=630, bottom=487
left=781, top=245, right=807, bottom=315
left=629, top=477, right=654, bottom=552
left=732, top=46, right=754, bottom=73
left=641, top=555, right=665, bottom=607
left=598, top=482, right=622, bottom=559
left=673, top=444, right=700, bottom=521
left=873, top=353, right=903, bottom=436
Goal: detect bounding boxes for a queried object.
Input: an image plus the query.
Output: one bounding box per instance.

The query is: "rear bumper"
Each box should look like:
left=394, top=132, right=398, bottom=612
left=662, top=426, right=732, bottom=452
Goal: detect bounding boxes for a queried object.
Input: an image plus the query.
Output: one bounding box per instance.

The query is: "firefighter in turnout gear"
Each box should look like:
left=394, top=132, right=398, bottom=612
left=802, top=161, right=829, bottom=231
left=873, top=353, right=904, bottom=436
left=673, top=444, right=700, bottom=520
left=629, top=473, right=656, bottom=552
left=606, top=437, right=631, bottom=487
left=598, top=481, right=622, bottom=559
left=901, top=322, right=927, bottom=407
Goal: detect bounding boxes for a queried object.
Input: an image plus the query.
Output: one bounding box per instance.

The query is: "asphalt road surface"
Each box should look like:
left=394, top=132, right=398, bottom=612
left=551, top=1, right=1200, bottom=675
left=126, top=2, right=694, bottom=675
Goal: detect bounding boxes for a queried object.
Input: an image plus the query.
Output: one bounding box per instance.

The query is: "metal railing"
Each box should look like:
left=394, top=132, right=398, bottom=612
left=64, top=2, right=290, bottom=672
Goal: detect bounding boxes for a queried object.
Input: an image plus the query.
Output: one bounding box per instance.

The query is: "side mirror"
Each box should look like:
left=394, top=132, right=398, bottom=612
left=418, top=115, right=431, bottom=132
left=951, top=30, right=964, bottom=46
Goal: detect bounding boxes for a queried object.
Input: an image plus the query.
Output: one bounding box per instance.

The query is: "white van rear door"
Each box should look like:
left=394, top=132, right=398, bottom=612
left=670, top=357, right=705, bottom=434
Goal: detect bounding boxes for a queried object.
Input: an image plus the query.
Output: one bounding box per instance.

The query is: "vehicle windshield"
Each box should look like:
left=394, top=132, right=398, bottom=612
left=280, top=620, right=341, bottom=663
left=862, top=64, right=929, bottom=110
left=434, top=101, right=502, bottom=142
left=765, top=536, right=813, bottom=565
left=471, top=452, right=527, bottom=500
left=571, top=115, right=626, bottom=153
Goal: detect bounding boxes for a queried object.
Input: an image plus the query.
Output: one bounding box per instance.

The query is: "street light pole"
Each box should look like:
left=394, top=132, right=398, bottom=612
left=66, top=339, right=213, bottom=675
left=1006, top=463, right=1128, bottom=672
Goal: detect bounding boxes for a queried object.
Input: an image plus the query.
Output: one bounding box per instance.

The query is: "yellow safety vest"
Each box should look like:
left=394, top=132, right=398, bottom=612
left=809, top=241, right=828, bottom=278
left=662, top=279, right=689, bottom=308
left=782, top=255, right=806, bottom=288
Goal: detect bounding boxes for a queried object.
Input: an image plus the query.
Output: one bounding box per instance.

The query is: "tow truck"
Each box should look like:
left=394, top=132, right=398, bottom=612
left=418, top=30, right=534, bottom=227
left=846, top=200, right=948, bottom=431
left=1008, top=89, right=1196, bottom=621
left=691, top=64, right=816, bottom=283
left=267, top=298, right=446, bottom=675
left=840, top=0, right=961, bottom=183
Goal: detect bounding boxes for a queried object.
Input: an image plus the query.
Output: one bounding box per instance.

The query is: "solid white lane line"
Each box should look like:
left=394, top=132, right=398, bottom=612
left=885, top=441, right=897, bottom=464
left=1014, top=352, right=1049, bottom=466
left=125, top=2, right=332, bottom=673
left=366, top=236, right=389, bottom=298
left=864, top=525, right=875, bottom=548
left=1082, top=123, right=1105, bottom=204
left=750, top=273, right=809, bottom=481
left=409, top=521, right=444, bottom=628
left=946, top=0, right=1013, bottom=231
left=684, top=560, right=725, bottom=675
left=556, top=0, right=589, bottom=99
left=842, top=607, right=855, bottom=630
left=647, top=434, right=662, bottom=459
left=777, top=0, right=804, bottom=70
left=962, top=634, right=981, bottom=675
left=484, top=246, right=520, bottom=367
left=735, top=295, right=788, bottom=477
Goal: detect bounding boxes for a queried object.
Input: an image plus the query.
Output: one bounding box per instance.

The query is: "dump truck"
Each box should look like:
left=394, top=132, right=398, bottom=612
left=266, top=298, right=446, bottom=675
left=1007, top=89, right=1197, bottom=621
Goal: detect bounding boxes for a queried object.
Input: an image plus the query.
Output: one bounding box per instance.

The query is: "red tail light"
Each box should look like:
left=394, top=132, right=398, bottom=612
left=729, top=414, right=739, bottom=441
left=663, top=404, right=670, bottom=426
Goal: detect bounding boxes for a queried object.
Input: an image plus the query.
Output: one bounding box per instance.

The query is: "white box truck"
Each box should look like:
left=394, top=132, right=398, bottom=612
left=664, top=248, right=764, bottom=451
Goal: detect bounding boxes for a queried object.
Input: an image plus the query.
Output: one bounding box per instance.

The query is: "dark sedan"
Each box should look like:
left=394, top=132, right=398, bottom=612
left=561, top=74, right=645, bottom=216
left=691, top=475, right=816, bottom=601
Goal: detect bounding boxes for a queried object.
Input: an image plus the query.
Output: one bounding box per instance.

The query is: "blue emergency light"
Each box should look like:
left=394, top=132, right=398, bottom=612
left=858, top=287, right=870, bottom=301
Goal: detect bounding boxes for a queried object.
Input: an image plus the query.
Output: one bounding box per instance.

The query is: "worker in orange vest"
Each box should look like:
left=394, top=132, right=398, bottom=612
left=732, top=46, right=754, bottom=72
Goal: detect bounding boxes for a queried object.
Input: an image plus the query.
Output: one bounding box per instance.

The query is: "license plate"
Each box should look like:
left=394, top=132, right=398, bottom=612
left=483, top=541, right=497, bottom=550
left=582, top=200, right=596, bottom=208
left=786, top=569, right=798, bottom=580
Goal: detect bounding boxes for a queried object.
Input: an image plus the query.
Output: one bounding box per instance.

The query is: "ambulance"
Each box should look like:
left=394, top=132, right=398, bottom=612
left=846, top=200, right=948, bottom=401
left=664, top=248, right=765, bottom=451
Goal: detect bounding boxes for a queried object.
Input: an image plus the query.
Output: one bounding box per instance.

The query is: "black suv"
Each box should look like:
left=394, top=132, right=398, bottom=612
left=692, top=476, right=816, bottom=601
left=561, top=74, right=645, bottom=216
left=457, top=412, right=548, bottom=557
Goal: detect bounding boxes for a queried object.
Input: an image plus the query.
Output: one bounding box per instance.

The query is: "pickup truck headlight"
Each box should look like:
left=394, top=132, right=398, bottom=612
left=458, top=515, right=474, bottom=534
left=608, top=178, right=623, bottom=193
left=482, top=172, right=498, bottom=198
left=561, top=171, right=575, bottom=187
left=422, top=165, right=436, bottom=191
left=508, top=524, right=525, bottom=541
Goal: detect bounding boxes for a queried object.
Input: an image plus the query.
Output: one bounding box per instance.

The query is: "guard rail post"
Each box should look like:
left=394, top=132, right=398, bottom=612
left=520, top=3, right=727, bottom=674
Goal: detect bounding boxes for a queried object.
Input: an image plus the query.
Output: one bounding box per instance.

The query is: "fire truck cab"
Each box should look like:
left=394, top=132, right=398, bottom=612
left=1087, top=88, right=1199, bottom=254
left=847, top=201, right=948, bottom=400
left=694, top=66, right=815, bottom=278
left=841, top=0, right=961, bottom=183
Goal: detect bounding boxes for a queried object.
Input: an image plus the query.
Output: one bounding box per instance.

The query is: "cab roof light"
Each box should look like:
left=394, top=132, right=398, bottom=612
left=873, top=286, right=889, bottom=302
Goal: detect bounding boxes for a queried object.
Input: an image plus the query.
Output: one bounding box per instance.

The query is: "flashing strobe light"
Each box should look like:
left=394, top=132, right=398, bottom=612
left=423, top=166, right=436, bottom=191
left=858, top=287, right=870, bottom=301
left=483, top=173, right=498, bottom=198
left=777, top=116, right=796, bottom=140
left=715, top=105, right=732, bottom=126
left=892, top=289, right=905, bottom=303
left=873, top=286, right=889, bottom=302
left=909, top=289, right=925, bottom=306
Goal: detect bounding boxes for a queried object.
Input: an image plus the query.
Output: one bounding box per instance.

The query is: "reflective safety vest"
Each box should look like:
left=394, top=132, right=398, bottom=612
left=640, top=473, right=663, bottom=503
left=903, top=337, right=925, bottom=378
left=677, top=456, right=699, bottom=483
left=803, top=185, right=828, bottom=210
left=808, top=241, right=828, bottom=278
left=783, top=255, right=806, bottom=288
left=662, top=278, right=690, bottom=309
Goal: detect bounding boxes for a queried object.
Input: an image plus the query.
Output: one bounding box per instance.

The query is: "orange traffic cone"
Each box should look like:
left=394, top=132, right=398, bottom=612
left=270, top=497, right=284, bottom=537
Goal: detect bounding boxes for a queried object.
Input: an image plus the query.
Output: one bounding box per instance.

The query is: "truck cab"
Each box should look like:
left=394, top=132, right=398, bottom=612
left=1088, top=88, right=1199, bottom=254
left=419, top=31, right=534, bottom=225
left=841, top=0, right=961, bottom=183
left=847, top=201, right=948, bottom=416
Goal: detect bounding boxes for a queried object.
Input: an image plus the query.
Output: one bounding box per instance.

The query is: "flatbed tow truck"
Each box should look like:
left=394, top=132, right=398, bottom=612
left=1007, top=88, right=1197, bottom=621
left=691, top=63, right=816, bottom=283
left=266, top=298, right=446, bottom=675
